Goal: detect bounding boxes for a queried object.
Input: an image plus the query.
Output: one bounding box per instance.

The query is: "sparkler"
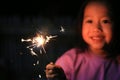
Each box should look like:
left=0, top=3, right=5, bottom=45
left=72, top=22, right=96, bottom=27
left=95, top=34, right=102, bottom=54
left=21, top=26, right=65, bottom=79
left=21, top=26, right=65, bottom=56
left=21, top=33, right=57, bottom=56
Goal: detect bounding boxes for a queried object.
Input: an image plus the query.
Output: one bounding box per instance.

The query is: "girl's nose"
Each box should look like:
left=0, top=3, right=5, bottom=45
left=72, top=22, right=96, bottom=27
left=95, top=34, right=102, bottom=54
left=93, top=23, right=102, bottom=32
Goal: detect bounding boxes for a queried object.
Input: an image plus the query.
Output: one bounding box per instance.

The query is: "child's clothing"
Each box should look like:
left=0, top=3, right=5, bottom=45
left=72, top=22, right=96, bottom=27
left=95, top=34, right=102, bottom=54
left=55, top=48, right=120, bottom=80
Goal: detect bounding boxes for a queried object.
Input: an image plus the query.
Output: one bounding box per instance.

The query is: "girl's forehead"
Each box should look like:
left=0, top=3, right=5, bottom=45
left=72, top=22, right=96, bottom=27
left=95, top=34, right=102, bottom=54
left=83, top=2, right=111, bottom=19
left=85, top=2, right=108, bottom=9
left=84, top=2, right=109, bottom=14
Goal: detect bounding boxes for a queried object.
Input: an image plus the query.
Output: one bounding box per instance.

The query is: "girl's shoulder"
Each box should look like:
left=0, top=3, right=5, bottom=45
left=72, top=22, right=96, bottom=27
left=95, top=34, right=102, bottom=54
left=56, top=47, right=86, bottom=63
left=55, top=47, right=87, bottom=67
left=62, top=47, right=85, bottom=57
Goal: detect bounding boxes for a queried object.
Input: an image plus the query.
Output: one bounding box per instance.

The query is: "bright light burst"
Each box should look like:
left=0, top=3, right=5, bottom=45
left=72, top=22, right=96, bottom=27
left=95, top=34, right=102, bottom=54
left=21, top=33, right=57, bottom=56
left=21, top=26, right=65, bottom=56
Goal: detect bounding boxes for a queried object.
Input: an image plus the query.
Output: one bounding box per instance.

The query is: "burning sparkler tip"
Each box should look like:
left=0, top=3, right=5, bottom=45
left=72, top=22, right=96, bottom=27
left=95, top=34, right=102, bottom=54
left=21, top=30, right=59, bottom=55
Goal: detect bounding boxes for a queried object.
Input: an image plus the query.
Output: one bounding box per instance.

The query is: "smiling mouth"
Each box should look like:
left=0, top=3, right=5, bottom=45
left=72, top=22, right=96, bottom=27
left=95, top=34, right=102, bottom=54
left=91, top=36, right=104, bottom=41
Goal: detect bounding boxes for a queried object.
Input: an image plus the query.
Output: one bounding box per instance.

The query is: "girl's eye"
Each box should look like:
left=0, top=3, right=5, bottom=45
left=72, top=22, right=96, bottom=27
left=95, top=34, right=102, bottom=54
left=86, top=20, right=92, bottom=23
left=102, top=20, right=111, bottom=24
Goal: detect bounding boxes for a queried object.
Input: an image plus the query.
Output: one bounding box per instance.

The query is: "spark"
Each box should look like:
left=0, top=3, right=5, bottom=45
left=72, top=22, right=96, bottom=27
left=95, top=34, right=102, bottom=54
left=30, top=48, right=38, bottom=56
left=33, top=60, right=39, bottom=66
left=21, top=38, right=32, bottom=42
left=37, top=60, right=39, bottom=65
left=33, top=63, right=36, bottom=66
left=39, top=74, right=41, bottom=78
left=60, top=26, right=65, bottom=32
left=21, top=33, right=57, bottom=55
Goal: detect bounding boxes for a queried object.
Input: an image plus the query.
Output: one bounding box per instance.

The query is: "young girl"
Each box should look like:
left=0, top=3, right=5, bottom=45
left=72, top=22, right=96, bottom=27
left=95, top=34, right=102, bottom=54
left=45, top=0, right=120, bottom=80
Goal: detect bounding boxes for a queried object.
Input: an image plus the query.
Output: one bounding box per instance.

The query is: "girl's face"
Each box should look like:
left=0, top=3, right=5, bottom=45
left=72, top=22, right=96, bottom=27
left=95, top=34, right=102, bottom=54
left=82, top=2, right=113, bottom=52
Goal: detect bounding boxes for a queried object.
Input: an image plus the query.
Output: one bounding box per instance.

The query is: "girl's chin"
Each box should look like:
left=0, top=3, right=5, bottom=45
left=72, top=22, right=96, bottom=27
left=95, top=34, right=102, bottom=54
left=89, top=44, right=104, bottom=50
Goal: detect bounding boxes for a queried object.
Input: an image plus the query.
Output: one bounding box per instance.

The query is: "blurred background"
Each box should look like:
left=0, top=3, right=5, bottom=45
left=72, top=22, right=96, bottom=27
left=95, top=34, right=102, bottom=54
left=0, top=0, right=83, bottom=80
left=0, top=0, right=120, bottom=80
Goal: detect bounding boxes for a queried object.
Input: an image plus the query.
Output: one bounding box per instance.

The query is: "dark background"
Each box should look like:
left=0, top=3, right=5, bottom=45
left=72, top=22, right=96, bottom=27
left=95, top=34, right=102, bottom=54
left=0, top=0, right=83, bottom=80
left=0, top=0, right=120, bottom=80
left=0, top=0, right=83, bottom=16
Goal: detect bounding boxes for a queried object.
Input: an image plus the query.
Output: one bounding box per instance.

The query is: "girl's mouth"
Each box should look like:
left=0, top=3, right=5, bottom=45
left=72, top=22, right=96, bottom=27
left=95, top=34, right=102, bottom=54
left=90, top=36, right=104, bottom=41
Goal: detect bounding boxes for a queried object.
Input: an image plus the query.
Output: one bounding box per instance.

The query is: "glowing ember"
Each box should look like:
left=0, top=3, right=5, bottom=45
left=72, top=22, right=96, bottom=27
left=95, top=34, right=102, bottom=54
left=33, top=35, right=45, bottom=47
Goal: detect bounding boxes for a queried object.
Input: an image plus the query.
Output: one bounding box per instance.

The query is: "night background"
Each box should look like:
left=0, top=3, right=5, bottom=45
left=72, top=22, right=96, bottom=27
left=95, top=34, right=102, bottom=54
left=0, top=0, right=120, bottom=80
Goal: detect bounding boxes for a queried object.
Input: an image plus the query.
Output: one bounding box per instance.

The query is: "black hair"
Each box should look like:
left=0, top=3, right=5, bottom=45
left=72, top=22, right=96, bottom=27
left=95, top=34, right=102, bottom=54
left=74, top=0, right=120, bottom=56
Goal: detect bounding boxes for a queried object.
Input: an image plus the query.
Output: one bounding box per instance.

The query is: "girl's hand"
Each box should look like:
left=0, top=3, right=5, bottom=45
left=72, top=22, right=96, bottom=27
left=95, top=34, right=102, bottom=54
left=45, top=62, right=67, bottom=80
